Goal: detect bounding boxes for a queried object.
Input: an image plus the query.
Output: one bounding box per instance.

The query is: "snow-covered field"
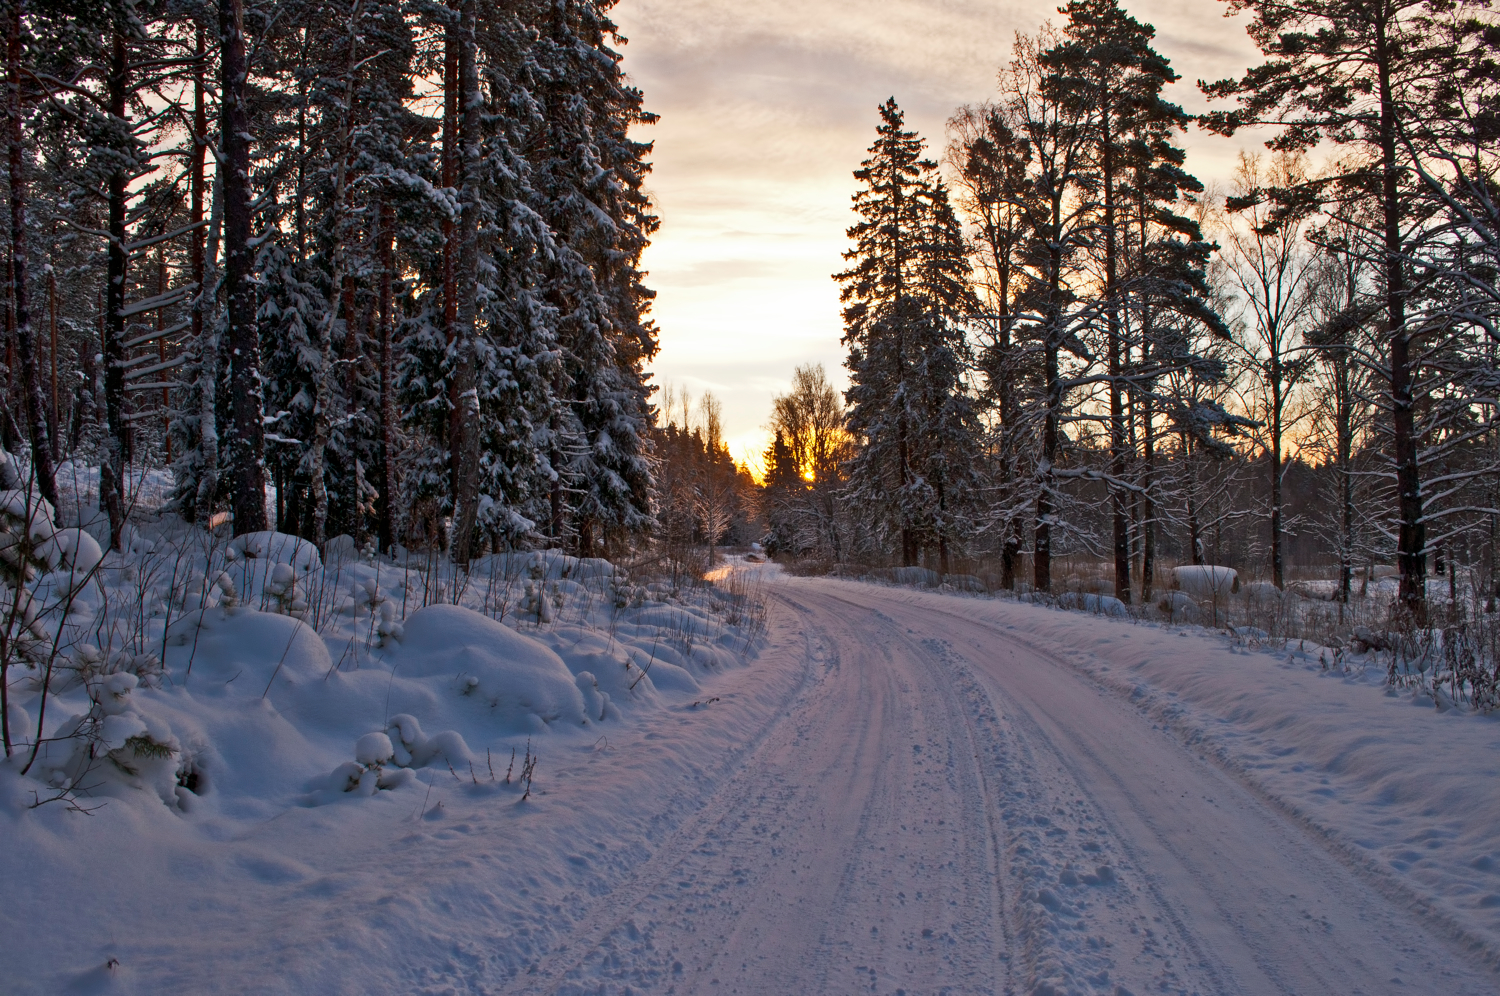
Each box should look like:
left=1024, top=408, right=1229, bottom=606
left=4, top=520, right=1500, bottom=993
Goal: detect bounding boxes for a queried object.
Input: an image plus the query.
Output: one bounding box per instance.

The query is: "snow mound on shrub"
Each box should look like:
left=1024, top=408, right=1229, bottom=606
left=227, top=530, right=321, bottom=572
left=389, top=604, right=589, bottom=731
left=478, top=549, right=615, bottom=582
left=164, top=607, right=333, bottom=689
left=1058, top=592, right=1129, bottom=617
left=893, top=566, right=939, bottom=586
left=1157, top=590, right=1201, bottom=623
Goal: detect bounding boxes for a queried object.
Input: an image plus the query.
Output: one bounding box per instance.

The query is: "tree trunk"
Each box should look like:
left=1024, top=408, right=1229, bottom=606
left=377, top=198, right=396, bottom=551
left=1376, top=13, right=1423, bottom=617
left=1101, top=101, right=1130, bottom=603
left=7, top=0, right=57, bottom=510
left=47, top=265, right=57, bottom=461
left=1270, top=356, right=1284, bottom=590
left=442, top=0, right=459, bottom=503
left=184, top=27, right=212, bottom=520
left=1185, top=440, right=1203, bottom=566
left=1034, top=240, right=1062, bottom=594
left=157, top=257, right=170, bottom=462
left=220, top=0, right=267, bottom=534
left=937, top=480, right=949, bottom=576
left=194, top=160, right=223, bottom=522
left=997, top=277, right=1021, bottom=591
left=103, top=29, right=129, bottom=549
left=448, top=0, right=482, bottom=565
left=1140, top=392, right=1156, bottom=603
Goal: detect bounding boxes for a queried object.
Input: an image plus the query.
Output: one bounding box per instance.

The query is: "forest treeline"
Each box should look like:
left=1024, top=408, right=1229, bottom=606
left=2, top=0, right=655, bottom=564
left=2, top=0, right=1498, bottom=623
left=761, top=0, right=1500, bottom=618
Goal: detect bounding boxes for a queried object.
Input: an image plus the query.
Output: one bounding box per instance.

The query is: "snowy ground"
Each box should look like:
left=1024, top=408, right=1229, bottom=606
left=4, top=549, right=1500, bottom=993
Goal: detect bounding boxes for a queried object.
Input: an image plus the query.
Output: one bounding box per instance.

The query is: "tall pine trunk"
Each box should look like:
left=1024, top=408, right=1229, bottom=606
left=1269, top=356, right=1284, bottom=590
left=1034, top=234, right=1062, bottom=594
left=1100, top=102, right=1130, bottom=603
left=996, top=262, right=1021, bottom=590
left=1376, top=13, right=1424, bottom=617
left=46, top=264, right=57, bottom=460
left=448, top=0, right=482, bottom=565
left=188, top=27, right=218, bottom=521
left=308, top=1, right=364, bottom=546
left=442, top=0, right=459, bottom=507
left=377, top=198, right=396, bottom=551
left=1185, top=438, right=1203, bottom=565
left=102, top=30, right=129, bottom=549
left=7, top=0, right=56, bottom=510
left=1338, top=364, right=1354, bottom=605
left=220, top=0, right=267, bottom=534
left=1140, top=403, right=1155, bottom=601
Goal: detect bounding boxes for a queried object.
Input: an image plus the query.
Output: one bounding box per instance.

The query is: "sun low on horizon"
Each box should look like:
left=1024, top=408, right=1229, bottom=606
left=614, top=0, right=1264, bottom=469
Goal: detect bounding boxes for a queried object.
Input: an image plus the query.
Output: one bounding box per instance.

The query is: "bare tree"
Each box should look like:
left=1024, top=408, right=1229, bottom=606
left=1218, top=152, right=1317, bottom=589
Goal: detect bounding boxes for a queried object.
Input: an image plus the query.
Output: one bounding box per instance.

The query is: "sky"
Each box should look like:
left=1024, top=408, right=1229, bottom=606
left=611, top=0, right=1269, bottom=470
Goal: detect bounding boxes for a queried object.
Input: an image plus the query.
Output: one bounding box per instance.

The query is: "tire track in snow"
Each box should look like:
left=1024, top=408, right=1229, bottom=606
left=513, top=585, right=1016, bottom=994
left=792, top=597, right=1013, bottom=996
left=500, top=597, right=829, bottom=995
left=882, top=584, right=1500, bottom=984
left=815, top=580, right=1500, bottom=995
left=811, top=587, right=1217, bottom=996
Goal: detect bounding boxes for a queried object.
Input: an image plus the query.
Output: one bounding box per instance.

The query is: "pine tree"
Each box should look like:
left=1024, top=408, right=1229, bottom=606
left=1044, top=0, right=1196, bottom=602
left=994, top=32, right=1099, bottom=593
left=1200, top=0, right=1489, bottom=615
left=839, top=98, right=979, bottom=571
left=7, top=0, right=57, bottom=509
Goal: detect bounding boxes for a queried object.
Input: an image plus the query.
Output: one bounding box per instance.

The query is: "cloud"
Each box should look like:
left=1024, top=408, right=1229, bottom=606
left=615, top=0, right=1267, bottom=451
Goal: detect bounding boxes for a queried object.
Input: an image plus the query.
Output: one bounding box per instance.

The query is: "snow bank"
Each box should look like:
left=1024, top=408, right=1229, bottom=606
left=0, top=464, right=771, bottom=992
left=0, top=497, right=762, bottom=824
left=388, top=604, right=589, bottom=732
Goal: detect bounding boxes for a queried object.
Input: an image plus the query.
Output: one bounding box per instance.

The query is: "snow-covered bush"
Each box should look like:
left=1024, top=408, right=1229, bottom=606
left=263, top=563, right=311, bottom=618
left=26, top=670, right=186, bottom=808
left=226, top=530, right=320, bottom=573
left=1157, top=590, right=1202, bottom=624
left=1, top=468, right=767, bottom=820
left=893, top=566, right=940, bottom=587
left=389, top=604, right=589, bottom=732
left=0, top=490, right=55, bottom=587
left=1058, top=592, right=1128, bottom=617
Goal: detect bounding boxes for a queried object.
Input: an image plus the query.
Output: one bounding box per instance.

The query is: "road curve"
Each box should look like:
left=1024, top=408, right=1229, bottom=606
left=511, top=577, right=1500, bottom=995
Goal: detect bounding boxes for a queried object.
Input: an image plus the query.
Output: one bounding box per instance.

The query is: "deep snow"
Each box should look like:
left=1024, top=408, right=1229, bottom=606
left=2, top=534, right=1499, bottom=993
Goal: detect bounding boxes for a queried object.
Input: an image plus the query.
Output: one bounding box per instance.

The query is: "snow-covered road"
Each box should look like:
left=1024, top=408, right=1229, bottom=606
left=11, top=571, right=1500, bottom=995
left=527, top=577, right=1500, bottom=995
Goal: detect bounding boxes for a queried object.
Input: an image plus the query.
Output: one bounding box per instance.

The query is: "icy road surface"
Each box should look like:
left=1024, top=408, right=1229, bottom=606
left=521, top=578, right=1500, bottom=996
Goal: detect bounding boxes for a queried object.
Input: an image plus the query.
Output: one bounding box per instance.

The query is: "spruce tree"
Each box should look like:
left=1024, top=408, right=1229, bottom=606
left=839, top=98, right=979, bottom=570
left=527, top=0, right=658, bottom=554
